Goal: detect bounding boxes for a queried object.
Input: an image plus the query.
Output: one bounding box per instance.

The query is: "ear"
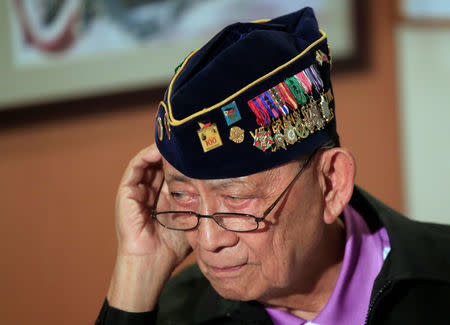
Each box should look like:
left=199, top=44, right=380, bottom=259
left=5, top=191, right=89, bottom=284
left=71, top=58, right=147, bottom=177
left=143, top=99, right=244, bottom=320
left=316, top=148, right=356, bottom=224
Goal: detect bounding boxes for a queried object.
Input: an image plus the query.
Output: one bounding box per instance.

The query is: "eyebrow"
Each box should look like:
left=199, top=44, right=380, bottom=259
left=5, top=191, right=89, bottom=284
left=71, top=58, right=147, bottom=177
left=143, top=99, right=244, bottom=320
left=208, top=179, right=250, bottom=191
left=165, top=173, right=192, bottom=183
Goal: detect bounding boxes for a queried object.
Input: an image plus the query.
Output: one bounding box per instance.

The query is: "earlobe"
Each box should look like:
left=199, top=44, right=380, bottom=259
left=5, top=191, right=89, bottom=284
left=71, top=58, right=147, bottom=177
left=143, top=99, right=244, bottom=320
left=318, top=148, right=356, bottom=224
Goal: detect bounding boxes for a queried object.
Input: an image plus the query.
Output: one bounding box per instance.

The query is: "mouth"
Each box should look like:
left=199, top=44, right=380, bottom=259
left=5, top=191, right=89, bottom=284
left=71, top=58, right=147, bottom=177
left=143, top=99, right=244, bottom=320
left=208, top=263, right=247, bottom=275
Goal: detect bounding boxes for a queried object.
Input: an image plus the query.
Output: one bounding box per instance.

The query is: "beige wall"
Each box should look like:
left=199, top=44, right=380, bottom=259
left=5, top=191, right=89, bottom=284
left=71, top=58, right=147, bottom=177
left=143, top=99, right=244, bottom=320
left=0, top=1, right=402, bottom=324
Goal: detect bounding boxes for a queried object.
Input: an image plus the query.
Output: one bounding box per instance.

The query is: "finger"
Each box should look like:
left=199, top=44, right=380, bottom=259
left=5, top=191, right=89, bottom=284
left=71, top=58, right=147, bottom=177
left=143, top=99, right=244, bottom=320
left=141, top=143, right=163, bottom=164
left=121, top=145, right=162, bottom=187
left=125, top=183, right=149, bottom=204
left=142, top=167, right=163, bottom=185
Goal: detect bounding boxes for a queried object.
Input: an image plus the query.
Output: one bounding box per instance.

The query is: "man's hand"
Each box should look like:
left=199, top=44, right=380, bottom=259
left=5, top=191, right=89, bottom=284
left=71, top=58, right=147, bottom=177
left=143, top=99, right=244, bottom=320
left=107, top=144, right=191, bottom=312
left=115, top=144, right=191, bottom=262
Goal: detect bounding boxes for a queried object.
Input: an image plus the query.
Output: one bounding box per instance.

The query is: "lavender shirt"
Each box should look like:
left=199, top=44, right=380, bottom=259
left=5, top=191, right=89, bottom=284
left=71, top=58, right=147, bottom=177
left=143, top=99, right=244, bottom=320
left=265, top=205, right=391, bottom=325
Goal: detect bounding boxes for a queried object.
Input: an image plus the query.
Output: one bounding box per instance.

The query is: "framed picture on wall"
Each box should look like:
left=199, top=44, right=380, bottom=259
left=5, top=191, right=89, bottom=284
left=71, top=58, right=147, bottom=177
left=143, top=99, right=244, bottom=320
left=398, top=0, right=450, bottom=20
left=0, top=0, right=368, bottom=111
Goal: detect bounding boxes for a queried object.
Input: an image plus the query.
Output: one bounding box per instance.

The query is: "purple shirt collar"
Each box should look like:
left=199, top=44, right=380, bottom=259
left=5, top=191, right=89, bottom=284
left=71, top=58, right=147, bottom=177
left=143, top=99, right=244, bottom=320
left=265, top=204, right=390, bottom=325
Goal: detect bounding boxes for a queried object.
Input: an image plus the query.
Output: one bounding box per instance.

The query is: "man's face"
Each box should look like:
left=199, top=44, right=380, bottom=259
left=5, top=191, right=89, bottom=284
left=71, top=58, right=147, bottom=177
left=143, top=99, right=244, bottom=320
left=162, top=158, right=327, bottom=302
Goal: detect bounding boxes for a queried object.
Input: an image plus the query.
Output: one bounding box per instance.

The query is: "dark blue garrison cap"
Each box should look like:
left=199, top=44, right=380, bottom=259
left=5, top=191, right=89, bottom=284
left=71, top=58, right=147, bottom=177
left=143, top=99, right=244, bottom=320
left=155, top=7, right=338, bottom=179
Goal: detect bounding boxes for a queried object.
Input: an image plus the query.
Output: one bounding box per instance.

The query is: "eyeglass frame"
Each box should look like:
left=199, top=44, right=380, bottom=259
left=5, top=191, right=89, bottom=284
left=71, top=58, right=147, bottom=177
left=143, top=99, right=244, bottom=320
left=151, top=151, right=316, bottom=233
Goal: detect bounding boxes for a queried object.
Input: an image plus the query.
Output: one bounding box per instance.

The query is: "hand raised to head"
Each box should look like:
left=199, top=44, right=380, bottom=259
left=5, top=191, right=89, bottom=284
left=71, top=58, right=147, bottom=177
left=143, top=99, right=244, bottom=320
left=115, top=144, right=191, bottom=266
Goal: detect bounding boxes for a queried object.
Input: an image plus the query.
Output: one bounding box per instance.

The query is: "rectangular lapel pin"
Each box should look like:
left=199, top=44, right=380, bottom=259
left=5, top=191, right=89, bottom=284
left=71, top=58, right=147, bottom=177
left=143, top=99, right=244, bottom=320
left=221, top=101, right=242, bottom=126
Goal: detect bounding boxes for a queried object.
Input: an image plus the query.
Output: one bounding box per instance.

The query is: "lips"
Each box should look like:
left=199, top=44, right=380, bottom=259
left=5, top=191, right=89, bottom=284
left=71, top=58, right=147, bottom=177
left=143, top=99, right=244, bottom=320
left=208, top=263, right=247, bottom=274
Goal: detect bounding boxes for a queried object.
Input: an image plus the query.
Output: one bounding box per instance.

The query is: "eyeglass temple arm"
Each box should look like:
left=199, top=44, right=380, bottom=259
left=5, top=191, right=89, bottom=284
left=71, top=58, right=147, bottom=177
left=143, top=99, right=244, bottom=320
left=261, top=153, right=315, bottom=219
left=152, top=177, right=165, bottom=215
left=261, top=169, right=303, bottom=219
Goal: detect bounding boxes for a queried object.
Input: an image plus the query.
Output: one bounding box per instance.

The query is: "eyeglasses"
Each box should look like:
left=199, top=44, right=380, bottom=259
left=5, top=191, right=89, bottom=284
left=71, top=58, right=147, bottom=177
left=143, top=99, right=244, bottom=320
left=151, top=152, right=315, bottom=232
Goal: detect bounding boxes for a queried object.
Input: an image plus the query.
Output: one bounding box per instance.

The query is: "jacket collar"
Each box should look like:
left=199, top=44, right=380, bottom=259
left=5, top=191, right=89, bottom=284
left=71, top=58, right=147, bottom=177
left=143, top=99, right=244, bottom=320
left=350, top=186, right=450, bottom=289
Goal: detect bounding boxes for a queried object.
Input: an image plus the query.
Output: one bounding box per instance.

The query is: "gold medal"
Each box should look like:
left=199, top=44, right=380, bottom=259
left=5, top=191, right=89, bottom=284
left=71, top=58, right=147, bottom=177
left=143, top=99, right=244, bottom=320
left=293, top=111, right=309, bottom=139
left=320, top=95, right=331, bottom=122
left=309, top=100, right=325, bottom=130
left=283, top=120, right=298, bottom=145
left=272, top=132, right=287, bottom=151
left=197, top=123, right=223, bottom=152
left=301, top=105, right=315, bottom=133
left=270, top=120, right=286, bottom=152
left=229, top=126, right=245, bottom=144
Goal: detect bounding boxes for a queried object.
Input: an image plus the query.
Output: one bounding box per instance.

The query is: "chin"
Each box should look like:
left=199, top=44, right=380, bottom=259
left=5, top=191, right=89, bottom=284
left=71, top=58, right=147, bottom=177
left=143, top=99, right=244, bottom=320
left=209, top=279, right=262, bottom=301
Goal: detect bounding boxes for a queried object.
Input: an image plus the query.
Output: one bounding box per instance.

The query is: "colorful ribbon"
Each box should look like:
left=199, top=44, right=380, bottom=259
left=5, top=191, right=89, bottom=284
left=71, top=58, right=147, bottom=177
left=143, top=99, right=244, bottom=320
left=304, top=65, right=324, bottom=92
left=268, top=88, right=289, bottom=116
left=248, top=99, right=270, bottom=126
left=276, top=83, right=298, bottom=110
left=295, top=71, right=312, bottom=94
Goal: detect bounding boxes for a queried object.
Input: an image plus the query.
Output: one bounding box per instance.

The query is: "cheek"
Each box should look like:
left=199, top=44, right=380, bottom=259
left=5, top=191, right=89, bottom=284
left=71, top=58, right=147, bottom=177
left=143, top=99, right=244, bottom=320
left=238, top=231, right=290, bottom=288
left=184, top=231, right=198, bottom=250
left=256, top=232, right=295, bottom=287
left=256, top=199, right=324, bottom=286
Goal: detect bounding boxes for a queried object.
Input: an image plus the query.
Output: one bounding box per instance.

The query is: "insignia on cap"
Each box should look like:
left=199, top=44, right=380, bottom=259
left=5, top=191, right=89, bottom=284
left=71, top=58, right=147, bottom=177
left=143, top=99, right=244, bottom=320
left=328, top=45, right=333, bottom=69
left=250, top=129, right=274, bottom=152
left=164, top=113, right=172, bottom=140
left=157, top=117, right=164, bottom=141
left=315, top=49, right=329, bottom=66
left=197, top=122, right=223, bottom=152
left=221, top=101, right=241, bottom=126
left=229, top=126, right=245, bottom=143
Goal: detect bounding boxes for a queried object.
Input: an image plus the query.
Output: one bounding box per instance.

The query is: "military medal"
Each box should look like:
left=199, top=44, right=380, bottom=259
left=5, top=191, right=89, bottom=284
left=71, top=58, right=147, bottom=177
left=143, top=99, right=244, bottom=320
left=310, top=100, right=325, bottom=130
left=302, top=105, right=315, bottom=133
left=246, top=64, right=334, bottom=151
left=283, top=119, right=298, bottom=145
left=251, top=129, right=274, bottom=152
left=320, top=95, right=331, bottom=121
left=157, top=116, right=164, bottom=141
left=273, top=132, right=287, bottom=151
left=229, top=126, right=245, bottom=144
left=271, top=121, right=287, bottom=151
left=197, top=122, right=223, bottom=152
left=293, top=111, right=309, bottom=139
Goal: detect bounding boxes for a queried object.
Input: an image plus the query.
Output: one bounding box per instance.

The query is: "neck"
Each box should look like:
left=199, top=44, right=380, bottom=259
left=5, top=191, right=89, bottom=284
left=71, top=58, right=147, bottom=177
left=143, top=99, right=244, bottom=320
left=261, top=218, right=346, bottom=320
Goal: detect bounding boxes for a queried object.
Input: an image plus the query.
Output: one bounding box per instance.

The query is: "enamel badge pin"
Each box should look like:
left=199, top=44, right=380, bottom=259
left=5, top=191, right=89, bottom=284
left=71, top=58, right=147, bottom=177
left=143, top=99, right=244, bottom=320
left=221, top=101, right=242, bottom=126
left=250, top=129, right=274, bottom=152
left=197, top=122, right=223, bottom=152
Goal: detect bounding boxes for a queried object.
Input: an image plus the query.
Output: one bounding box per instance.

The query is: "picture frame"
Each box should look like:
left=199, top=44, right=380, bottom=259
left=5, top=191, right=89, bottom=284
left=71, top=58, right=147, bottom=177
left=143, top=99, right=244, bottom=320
left=0, top=0, right=369, bottom=113
left=397, top=0, right=450, bottom=24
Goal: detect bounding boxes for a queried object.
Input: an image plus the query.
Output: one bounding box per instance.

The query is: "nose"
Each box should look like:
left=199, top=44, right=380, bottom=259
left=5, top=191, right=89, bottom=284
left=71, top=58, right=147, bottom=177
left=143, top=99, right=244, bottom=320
left=196, top=216, right=239, bottom=252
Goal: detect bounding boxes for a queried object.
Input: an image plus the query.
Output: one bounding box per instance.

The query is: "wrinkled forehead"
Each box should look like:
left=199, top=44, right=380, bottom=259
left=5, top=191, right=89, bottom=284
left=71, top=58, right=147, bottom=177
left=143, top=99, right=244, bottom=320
left=161, top=157, right=294, bottom=190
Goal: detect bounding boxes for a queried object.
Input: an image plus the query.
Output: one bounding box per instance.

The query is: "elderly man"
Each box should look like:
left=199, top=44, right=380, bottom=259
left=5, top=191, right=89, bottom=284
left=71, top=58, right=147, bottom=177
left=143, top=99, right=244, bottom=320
left=96, top=7, right=450, bottom=325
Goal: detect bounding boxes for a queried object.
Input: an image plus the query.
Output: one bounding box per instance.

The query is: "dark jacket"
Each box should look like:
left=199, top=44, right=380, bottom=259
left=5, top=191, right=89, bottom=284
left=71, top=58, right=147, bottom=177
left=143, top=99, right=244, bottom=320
left=97, top=187, right=450, bottom=324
